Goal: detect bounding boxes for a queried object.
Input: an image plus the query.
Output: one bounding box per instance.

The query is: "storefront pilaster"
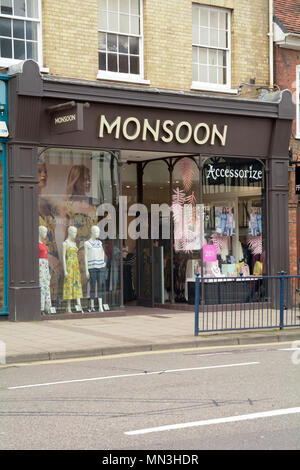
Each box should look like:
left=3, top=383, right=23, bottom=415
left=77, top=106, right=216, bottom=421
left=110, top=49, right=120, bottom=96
left=8, top=143, right=40, bottom=321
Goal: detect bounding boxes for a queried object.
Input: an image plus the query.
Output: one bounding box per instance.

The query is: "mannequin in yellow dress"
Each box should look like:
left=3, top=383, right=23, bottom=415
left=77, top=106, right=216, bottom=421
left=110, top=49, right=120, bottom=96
left=62, top=165, right=97, bottom=297
left=62, top=226, right=83, bottom=313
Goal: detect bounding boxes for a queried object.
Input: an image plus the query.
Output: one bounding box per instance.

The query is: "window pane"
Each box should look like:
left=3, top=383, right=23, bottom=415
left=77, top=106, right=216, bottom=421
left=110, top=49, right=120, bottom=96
left=130, top=14, right=139, bottom=34
left=0, top=17, right=11, bottom=37
left=26, top=40, right=37, bottom=60
left=119, top=54, right=128, bottom=73
left=107, top=52, right=117, bottom=71
left=99, top=51, right=107, bottom=70
left=129, top=55, right=139, bottom=74
left=13, top=18, right=24, bottom=38
left=14, top=39, right=25, bottom=59
left=108, top=11, right=118, bottom=31
left=210, top=28, right=218, bottom=47
left=210, top=10, right=218, bottom=28
left=199, top=47, right=207, bottom=64
left=1, top=0, right=12, bottom=15
left=219, top=29, right=227, bottom=48
left=0, top=38, right=12, bottom=57
left=209, top=66, right=217, bottom=83
left=222, top=67, right=227, bottom=84
left=218, top=50, right=226, bottom=66
left=119, top=0, right=129, bottom=13
left=109, top=0, right=118, bottom=12
left=209, top=49, right=217, bottom=66
left=192, top=46, right=198, bottom=63
left=119, top=13, right=129, bottom=34
left=26, top=20, right=37, bottom=40
left=199, top=65, right=208, bottom=82
left=200, top=8, right=208, bottom=27
left=27, top=0, right=39, bottom=18
left=129, top=35, right=138, bottom=54
left=131, top=0, right=139, bottom=15
left=14, top=0, right=26, bottom=17
left=192, top=24, right=199, bottom=44
left=200, top=27, right=208, bottom=46
left=107, top=32, right=117, bottom=51
left=118, top=34, right=128, bottom=52
left=219, top=11, right=227, bottom=29
left=98, top=32, right=106, bottom=50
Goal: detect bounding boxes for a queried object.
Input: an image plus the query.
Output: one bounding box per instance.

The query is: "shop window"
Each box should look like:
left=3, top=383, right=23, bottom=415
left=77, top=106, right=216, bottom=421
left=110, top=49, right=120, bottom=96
left=191, top=4, right=231, bottom=92
left=98, top=0, right=148, bottom=84
left=38, top=149, right=121, bottom=314
left=171, top=157, right=266, bottom=305
left=0, top=0, right=41, bottom=67
left=201, top=157, right=266, bottom=279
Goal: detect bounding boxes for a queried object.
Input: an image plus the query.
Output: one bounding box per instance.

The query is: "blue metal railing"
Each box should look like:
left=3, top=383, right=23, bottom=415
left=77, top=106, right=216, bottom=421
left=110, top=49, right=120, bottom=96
left=194, top=272, right=300, bottom=335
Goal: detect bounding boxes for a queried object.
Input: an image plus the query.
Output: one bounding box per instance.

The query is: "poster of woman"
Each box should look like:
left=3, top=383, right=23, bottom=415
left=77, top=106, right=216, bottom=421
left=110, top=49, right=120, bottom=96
left=215, top=206, right=235, bottom=236
left=249, top=207, right=262, bottom=236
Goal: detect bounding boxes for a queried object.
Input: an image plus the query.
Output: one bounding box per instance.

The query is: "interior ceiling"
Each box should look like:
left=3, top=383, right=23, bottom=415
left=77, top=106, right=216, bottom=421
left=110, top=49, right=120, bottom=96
left=120, top=149, right=195, bottom=162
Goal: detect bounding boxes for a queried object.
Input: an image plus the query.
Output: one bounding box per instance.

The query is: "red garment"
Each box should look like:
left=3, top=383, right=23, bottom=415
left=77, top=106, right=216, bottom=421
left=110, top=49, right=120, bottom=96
left=39, top=242, right=48, bottom=259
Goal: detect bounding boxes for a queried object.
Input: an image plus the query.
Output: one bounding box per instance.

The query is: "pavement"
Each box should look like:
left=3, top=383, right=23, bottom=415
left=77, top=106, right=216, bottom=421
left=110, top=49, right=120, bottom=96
left=0, top=305, right=300, bottom=365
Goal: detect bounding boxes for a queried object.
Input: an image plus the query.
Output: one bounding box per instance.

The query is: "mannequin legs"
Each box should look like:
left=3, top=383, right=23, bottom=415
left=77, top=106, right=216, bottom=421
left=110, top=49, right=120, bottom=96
left=66, top=300, right=72, bottom=313
left=66, top=299, right=82, bottom=313
left=89, top=268, right=107, bottom=312
left=89, top=298, right=103, bottom=312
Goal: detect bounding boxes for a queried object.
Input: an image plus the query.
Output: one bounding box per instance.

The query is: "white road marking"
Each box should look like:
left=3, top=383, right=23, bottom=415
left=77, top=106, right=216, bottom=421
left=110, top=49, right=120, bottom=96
left=7, top=361, right=259, bottom=390
left=125, top=407, right=300, bottom=436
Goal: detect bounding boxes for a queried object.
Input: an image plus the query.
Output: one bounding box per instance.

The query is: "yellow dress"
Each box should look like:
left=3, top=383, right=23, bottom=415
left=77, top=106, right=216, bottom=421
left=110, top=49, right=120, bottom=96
left=63, top=242, right=83, bottom=300
left=65, top=200, right=97, bottom=297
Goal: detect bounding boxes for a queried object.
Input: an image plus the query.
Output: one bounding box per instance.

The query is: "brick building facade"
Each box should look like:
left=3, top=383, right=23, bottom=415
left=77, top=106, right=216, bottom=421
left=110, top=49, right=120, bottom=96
left=0, top=1, right=295, bottom=320
left=274, top=0, right=300, bottom=275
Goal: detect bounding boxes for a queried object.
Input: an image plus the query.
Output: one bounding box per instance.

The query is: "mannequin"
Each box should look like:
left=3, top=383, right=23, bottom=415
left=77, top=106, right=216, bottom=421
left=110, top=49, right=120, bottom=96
left=84, top=225, right=106, bottom=312
left=63, top=226, right=83, bottom=313
left=39, top=226, right=53, bottom=314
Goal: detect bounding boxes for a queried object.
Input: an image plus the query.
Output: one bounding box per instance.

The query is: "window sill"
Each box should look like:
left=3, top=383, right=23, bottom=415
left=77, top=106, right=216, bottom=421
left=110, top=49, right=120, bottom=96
left=97, top=71, right=150, bottom=85
left=191, top=81, right=238, bottom=94
left=294, top=134, right=300, bottom=140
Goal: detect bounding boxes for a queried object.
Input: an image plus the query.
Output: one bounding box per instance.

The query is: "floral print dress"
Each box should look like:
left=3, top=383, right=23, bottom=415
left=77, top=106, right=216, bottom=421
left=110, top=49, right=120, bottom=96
left=63, top=242, right=83, bottom=300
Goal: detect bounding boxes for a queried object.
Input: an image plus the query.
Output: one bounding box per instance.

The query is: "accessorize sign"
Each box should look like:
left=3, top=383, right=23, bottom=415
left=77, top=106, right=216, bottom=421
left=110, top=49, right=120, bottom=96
left=204, top=161, right=263, bottom=185
left=98, top=114, right=228, bottom=146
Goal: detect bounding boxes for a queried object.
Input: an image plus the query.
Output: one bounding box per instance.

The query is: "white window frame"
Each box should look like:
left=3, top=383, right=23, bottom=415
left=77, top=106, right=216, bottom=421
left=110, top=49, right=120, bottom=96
left=97, top=0, right=149, bottom=84
left=191, top=4, right=236, bottom=94
left=0, top=0, right=46, bottom=71
left=296, top=65, right=300, bottom=139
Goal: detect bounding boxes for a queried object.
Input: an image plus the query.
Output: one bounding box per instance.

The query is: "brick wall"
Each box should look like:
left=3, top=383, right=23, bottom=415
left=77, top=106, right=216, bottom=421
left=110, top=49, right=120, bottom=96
left=274, top=45, right=300, bottom=275
left=42, top=0, right=271, bottom=90
left=42, top=0, right=99, bottom=81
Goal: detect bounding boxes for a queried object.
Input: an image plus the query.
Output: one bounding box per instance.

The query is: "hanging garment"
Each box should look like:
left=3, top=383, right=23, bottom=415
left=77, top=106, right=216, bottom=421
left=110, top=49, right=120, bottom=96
left=39, top=242, right=51, bottom=312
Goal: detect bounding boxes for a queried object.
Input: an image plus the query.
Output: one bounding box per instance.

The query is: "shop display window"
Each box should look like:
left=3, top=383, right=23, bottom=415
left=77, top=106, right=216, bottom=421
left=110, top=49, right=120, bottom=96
left=38, top=148, right=121, bottom=314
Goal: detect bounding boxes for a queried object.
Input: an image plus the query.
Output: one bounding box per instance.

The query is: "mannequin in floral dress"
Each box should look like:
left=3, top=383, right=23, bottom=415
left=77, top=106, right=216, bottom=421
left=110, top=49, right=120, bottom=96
left=62, top=226, right=83, bottom=313
left=62, top=165, right=97, bottom=297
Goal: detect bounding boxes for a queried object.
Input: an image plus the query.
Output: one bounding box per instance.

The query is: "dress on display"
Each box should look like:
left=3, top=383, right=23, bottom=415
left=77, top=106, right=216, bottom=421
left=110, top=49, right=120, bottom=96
left=39, top=198, right=61, bottom=300
left=39, top=242, right=51, bottom=312
left=65, top=200, right=97, bottom=296
left=63, top=242, right=83, bottom=300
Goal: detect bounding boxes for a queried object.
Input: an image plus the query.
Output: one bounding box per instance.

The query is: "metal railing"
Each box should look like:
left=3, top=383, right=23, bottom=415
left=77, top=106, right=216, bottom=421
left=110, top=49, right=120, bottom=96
left=194, top=272, right=300, bottom=335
